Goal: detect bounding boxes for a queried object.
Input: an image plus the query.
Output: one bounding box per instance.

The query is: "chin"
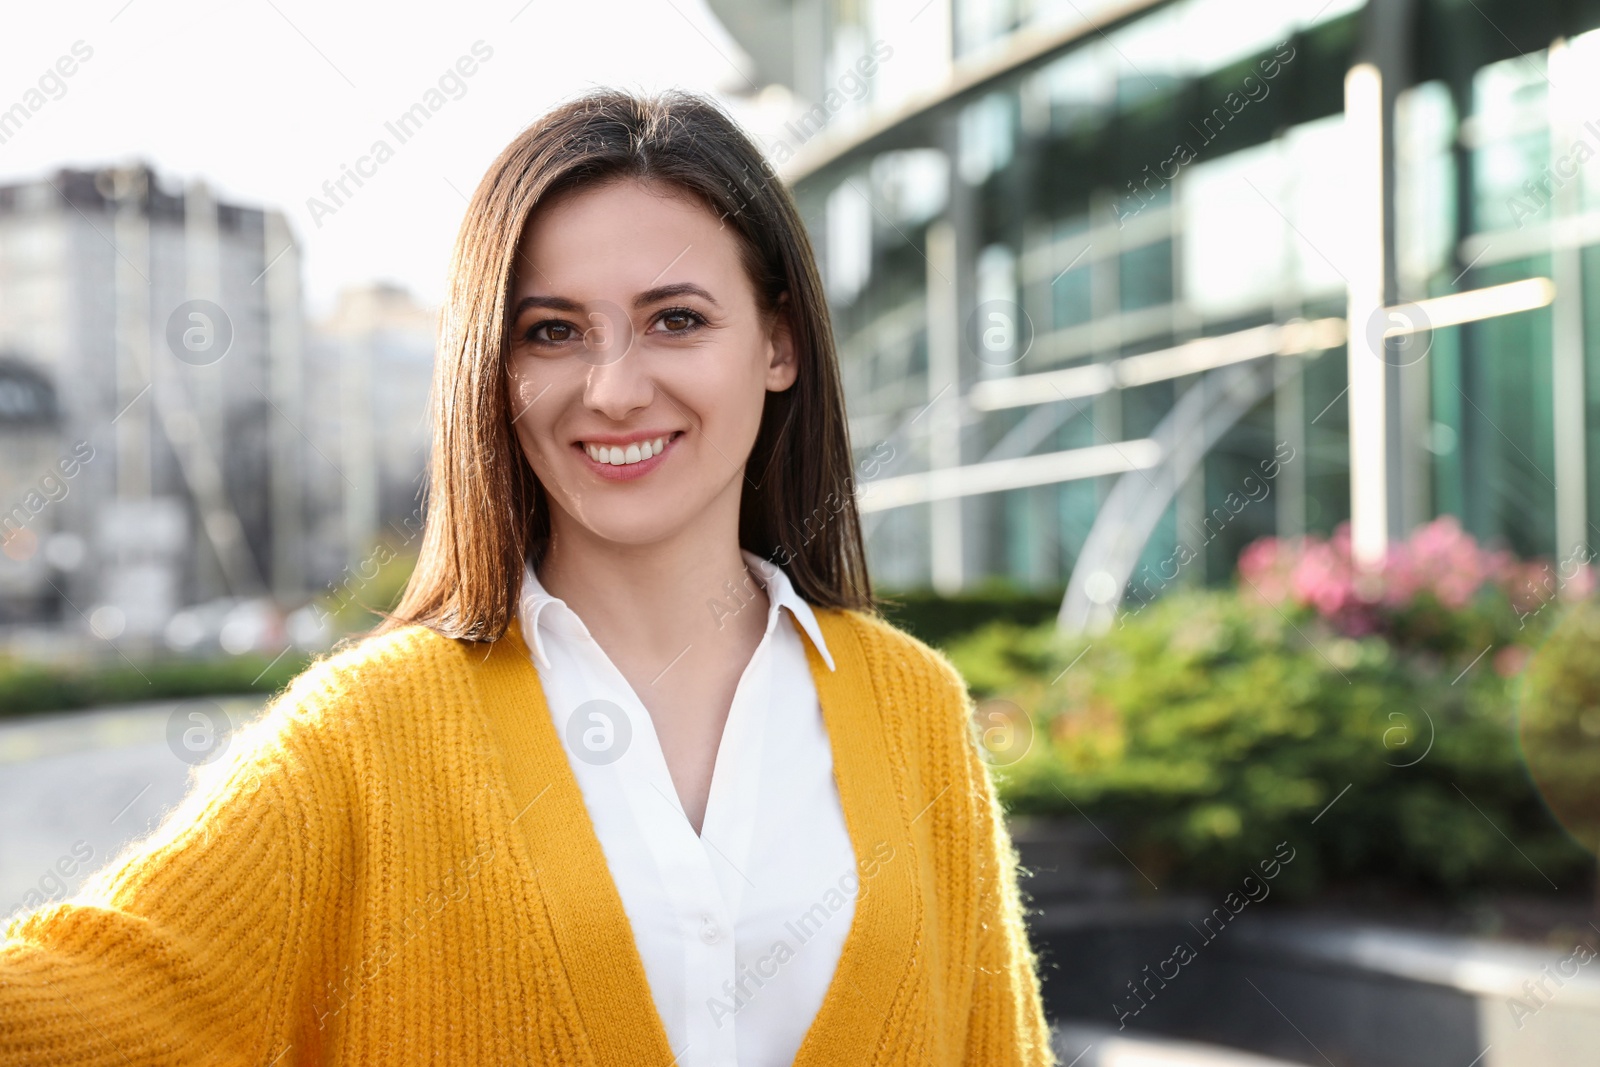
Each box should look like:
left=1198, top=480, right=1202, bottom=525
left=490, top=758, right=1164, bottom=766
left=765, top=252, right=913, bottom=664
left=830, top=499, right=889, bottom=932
left=573, top=503, right=697, bottom=548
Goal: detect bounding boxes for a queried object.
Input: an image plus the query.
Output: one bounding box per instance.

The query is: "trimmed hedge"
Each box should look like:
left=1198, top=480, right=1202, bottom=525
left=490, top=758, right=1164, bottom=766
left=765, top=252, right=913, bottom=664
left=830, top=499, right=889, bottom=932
left=0, top=652, right=312, bottom=718
left=874, top=581, right=1064, bottom=650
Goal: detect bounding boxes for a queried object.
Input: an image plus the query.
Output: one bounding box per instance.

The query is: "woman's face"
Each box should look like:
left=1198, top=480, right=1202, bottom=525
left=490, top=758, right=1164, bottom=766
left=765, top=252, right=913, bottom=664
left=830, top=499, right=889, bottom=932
left=505, top=177, right=796, bottom=553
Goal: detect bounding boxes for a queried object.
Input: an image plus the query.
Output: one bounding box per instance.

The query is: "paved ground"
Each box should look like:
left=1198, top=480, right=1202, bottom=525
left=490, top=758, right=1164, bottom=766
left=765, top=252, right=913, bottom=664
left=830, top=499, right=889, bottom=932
left=1052, top=1025, right=1308, bottom=1066
left=0, top=697, right=265, bottom=920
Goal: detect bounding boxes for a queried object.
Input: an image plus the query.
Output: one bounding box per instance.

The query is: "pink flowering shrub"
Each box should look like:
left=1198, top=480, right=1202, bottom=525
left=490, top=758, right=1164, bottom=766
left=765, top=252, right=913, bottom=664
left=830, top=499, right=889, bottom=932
left=1237, top=516, right=1595, bottom=646
left=940, top=515, right=1600, bottom=896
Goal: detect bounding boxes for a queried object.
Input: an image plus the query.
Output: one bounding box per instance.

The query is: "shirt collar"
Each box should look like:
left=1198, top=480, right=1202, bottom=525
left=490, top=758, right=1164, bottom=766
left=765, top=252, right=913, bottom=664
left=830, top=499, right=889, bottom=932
left=515, top=548, right=836, bottom=673
left=739, top=548, right=836, bottom=672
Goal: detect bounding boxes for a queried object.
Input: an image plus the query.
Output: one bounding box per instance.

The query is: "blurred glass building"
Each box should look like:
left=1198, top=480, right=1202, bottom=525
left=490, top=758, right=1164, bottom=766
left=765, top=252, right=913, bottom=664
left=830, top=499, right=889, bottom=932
left=718, top=0, right=1600, bottom=630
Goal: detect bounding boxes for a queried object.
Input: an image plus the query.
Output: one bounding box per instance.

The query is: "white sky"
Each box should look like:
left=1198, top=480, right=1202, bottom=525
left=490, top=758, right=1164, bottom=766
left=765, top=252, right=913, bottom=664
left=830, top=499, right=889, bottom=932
left=0, top=0, right=761, bottom=319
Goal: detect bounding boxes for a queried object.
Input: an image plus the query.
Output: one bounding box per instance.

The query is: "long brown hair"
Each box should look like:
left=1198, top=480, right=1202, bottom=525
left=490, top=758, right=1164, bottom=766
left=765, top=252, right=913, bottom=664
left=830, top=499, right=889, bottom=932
left=372, top=87, right=876, bottom=644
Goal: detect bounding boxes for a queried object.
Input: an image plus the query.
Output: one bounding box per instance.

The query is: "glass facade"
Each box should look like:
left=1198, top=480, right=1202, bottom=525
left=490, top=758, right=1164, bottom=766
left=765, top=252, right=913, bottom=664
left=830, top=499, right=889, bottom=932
left=719, top=0, right=1600, bottom=615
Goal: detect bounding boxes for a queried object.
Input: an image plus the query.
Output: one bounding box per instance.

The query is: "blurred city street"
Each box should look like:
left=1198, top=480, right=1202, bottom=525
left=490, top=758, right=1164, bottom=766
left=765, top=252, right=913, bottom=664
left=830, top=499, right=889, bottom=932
left=3, top=0, right=1600, bottom=1061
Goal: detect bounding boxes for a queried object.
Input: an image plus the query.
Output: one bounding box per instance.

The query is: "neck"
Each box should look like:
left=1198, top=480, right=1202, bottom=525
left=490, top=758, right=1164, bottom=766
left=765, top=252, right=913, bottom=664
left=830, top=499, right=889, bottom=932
left=533, top=509, right=771, bottom=673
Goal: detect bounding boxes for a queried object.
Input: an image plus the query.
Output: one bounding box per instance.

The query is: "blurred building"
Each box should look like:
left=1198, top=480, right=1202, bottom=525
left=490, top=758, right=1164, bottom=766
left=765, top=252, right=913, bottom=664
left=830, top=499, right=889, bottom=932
left=304, top=282, right=437, bottom=596
left=0, top=359, right=65, bottom=616
left=717, top=0, right=1600, bottom=629
left=0, top=163, right=308, bottom=640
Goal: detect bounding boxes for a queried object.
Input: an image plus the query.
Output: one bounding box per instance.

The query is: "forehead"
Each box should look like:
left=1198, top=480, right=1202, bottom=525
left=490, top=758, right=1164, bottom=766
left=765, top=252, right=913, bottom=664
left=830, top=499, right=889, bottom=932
left=512, top=178, right=744, bottom=297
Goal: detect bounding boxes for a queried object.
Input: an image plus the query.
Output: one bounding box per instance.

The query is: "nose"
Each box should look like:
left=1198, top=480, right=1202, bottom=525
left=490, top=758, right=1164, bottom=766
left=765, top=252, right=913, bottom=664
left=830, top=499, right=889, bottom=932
left=581, top=328, right=653, bottom=421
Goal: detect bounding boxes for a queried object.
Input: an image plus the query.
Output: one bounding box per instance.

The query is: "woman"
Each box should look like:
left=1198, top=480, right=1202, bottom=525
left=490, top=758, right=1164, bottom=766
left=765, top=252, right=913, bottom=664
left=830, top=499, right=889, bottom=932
left=0, top=88, right=1055, bottom=1066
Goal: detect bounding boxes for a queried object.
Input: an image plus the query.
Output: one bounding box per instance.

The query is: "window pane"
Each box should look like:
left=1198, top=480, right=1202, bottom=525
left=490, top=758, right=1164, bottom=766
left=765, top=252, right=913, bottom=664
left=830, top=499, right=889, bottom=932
left=1120, top=240, right=1173, bottom=311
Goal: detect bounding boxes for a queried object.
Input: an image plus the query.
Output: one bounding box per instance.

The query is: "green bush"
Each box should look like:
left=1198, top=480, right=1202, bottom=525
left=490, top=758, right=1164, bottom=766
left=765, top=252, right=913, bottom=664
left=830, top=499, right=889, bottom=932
left=874, top=580, right=1063, bottom=650
left=0, top=545, right=419, bottom=719
left=1518, top=597, right=1600, bottom=858
left=947, top=584, right=1595, bottom=900
left=0, top=652, right=312, bottom=718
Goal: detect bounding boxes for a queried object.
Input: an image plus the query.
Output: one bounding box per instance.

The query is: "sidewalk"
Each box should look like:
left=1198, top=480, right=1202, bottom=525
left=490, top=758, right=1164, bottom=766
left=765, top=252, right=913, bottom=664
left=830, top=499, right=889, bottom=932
left=1053, top=1024, right=1310, bottom=1066
left=0, top=697, right=265, bottom=919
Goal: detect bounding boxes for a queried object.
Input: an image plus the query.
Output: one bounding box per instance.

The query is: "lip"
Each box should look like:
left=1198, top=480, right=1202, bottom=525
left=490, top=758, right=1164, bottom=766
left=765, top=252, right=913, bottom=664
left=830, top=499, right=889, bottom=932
left=575, top=428, right=681, bottom=446
left=574, top=430, right=683, bottom=482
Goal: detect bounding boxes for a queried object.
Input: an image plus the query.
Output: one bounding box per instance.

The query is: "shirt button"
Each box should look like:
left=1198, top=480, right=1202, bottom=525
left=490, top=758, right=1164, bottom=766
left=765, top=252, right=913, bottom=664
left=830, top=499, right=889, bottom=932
left=699, top=916, right=722, bottom=944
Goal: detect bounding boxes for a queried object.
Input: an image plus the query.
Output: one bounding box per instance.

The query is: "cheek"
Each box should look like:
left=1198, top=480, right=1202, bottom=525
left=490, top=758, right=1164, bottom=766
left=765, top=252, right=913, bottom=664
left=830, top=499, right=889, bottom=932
left=506, top=364, right=558, bottom=454
left=695, top=338, right=772, bottom=428
left=507, top=359, right=543, bottom=407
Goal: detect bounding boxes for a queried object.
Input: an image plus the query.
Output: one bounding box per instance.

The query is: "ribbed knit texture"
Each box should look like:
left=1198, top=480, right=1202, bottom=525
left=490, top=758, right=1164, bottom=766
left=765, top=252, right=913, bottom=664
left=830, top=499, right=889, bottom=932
left=0, top=607, right=1056, bottom=1066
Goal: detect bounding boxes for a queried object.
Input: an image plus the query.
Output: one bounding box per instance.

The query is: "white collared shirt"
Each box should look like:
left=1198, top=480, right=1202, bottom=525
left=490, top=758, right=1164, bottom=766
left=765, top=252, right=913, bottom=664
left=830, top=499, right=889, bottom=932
left=516, top=549, right=856, bottom=1067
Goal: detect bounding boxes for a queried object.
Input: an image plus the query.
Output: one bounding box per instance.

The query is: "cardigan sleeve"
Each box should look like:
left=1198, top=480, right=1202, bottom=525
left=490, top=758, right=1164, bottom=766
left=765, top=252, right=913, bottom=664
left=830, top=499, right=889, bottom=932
left=0, top=667, right=355, bottom=1065
left=941, top=660, right=1058, bottom=1067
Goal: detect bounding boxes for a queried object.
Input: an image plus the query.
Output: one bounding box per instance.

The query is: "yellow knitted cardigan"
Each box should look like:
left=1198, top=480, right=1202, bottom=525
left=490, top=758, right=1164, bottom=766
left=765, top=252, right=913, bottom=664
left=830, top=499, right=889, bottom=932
left=0, top=607, right=1056, bottom=1065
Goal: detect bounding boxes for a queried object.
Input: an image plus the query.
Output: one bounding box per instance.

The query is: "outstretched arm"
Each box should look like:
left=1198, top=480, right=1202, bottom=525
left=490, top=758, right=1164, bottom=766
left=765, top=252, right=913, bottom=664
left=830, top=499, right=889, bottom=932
left=0, top=666, right=355, bottom=1065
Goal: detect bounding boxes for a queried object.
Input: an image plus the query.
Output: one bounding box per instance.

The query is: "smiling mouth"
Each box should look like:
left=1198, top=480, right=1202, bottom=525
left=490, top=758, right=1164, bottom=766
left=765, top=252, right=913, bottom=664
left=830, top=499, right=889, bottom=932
left=577, top=430, right=684, bottom=468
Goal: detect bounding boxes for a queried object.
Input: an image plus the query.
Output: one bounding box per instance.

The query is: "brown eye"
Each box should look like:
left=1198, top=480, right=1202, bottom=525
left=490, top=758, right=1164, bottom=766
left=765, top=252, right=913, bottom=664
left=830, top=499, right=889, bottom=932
left=524, top=319, right=576, bottom=344
left=653, top=306, right=706, bottom=335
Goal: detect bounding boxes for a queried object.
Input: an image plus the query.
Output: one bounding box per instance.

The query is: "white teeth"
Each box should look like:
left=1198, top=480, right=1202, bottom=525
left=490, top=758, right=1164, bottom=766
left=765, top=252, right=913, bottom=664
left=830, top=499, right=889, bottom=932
left=585, top=435, right=670, bottom=467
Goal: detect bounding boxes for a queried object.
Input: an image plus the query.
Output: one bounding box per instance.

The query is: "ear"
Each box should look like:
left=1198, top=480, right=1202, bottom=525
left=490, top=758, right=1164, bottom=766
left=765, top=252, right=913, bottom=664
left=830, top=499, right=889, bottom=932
left=764, top=291, right=798, bottom=393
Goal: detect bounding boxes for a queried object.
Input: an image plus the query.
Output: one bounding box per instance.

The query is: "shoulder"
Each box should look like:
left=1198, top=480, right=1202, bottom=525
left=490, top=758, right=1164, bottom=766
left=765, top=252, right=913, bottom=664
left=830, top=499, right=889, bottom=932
left=181, top=624, right=493, bottom=808
left=823, top=606, right=975, bottom=720
left=247, top=622, right=493, bottom=748
left=823, top=610, right=1000, bottom=844
left=290, top=621, right=491, bottom=700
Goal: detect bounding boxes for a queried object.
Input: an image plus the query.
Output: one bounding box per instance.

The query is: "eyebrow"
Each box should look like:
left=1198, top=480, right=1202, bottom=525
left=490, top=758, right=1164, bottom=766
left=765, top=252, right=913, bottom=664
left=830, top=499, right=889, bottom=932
left=511, top=282, right=721, bottom=317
